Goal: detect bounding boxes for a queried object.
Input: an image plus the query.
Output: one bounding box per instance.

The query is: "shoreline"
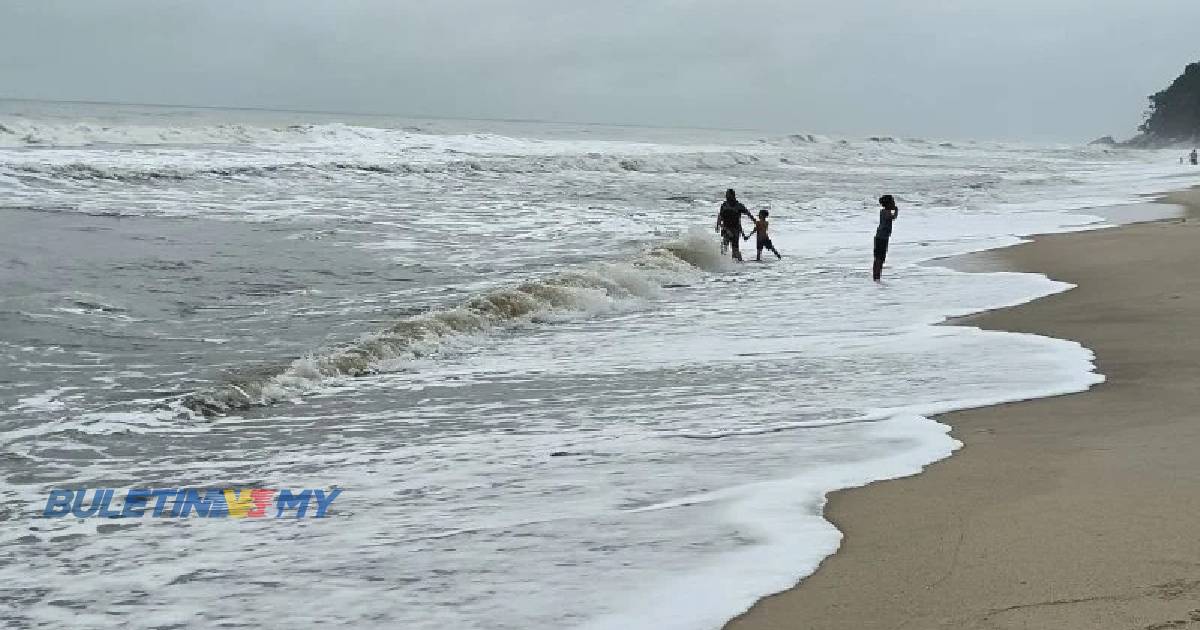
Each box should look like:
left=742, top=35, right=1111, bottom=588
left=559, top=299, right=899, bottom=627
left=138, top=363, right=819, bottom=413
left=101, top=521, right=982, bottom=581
left=724, top=189, right=1200, bottom=630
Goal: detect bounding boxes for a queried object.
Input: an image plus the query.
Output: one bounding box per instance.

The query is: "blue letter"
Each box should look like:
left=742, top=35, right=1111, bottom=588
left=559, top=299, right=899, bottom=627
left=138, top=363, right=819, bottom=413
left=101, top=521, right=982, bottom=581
left=71, top=488, right=105, bottom=518
left=98, top=489, right=123, bottom=518
left=178, top=489, right=215, bottom=517
left=148, top=489, right=176, bottom=517
left=121, top=489, right=150, bottom=518
left=275, top=489, right=312, bottom=518
left=312, top=488, right=342, bottom=518
left=43, top=490, right=74, bottom=517
left=206, top=489, right=229, bottom=518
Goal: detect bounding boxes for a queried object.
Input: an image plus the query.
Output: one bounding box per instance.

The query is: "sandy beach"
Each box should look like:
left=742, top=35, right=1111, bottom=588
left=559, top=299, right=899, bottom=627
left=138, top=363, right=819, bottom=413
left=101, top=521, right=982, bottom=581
left=726, top=189, right=1200, bottom=630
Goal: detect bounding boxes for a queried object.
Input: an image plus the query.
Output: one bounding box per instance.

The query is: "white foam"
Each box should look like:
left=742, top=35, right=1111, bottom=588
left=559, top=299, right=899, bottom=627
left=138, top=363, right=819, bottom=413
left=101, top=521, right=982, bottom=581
left=14, top=387, right=73, bottom=411
left=180, top=227, right=724, bottom=415
left=2, top=107, right=1192, bottom=630
left=572, top=266, right=1104, bottom=630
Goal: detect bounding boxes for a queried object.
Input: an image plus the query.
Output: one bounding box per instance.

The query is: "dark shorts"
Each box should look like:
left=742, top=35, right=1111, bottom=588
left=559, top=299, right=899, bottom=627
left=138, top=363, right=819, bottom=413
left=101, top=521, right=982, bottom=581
left=873, top=236, right=889, bottom=259
left=756, top=237, right=774, bottom=250
left=721, top=226, right=741, bottom=245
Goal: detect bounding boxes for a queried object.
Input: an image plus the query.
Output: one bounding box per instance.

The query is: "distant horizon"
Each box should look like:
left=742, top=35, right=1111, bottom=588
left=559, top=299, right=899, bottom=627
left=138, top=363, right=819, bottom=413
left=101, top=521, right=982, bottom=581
left=0, top=94, right=1136, bottom=145
left=0, top=94, right=767, bottom=133
left=7, top=2, right=1198, bottom=144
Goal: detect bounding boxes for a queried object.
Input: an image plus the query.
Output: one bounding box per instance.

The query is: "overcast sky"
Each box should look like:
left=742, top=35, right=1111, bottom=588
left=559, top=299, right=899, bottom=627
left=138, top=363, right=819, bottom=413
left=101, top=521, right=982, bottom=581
left=3, top=1, right=1198, bottom=140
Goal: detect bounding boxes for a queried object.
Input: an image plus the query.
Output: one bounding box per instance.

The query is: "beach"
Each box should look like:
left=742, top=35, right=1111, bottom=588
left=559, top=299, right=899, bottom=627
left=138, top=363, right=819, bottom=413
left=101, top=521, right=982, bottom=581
left=3, top=100, right=1194, bottom=629
left=726, top=188, right=1200, bottom=630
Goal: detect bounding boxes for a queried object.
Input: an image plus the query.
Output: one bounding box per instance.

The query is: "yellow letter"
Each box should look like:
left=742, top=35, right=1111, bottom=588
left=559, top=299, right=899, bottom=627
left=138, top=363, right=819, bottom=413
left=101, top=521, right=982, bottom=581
left=223, top=489, right=254, bottom=518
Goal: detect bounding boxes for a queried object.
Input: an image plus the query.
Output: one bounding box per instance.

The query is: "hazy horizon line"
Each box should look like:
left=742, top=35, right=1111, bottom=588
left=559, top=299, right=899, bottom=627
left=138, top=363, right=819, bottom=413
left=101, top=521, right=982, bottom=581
left=0, top=94, right=773, bottom=135
left=0, top=94, right=1111, bottom=145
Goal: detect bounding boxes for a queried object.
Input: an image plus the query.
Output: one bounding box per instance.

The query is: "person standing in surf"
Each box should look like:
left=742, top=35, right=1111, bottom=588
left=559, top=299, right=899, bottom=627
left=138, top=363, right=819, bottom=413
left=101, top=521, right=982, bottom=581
left=716, top=188, right=755, bottom=262
left=744, top=209, right=782, bottom=261
left=873, top=194, right=899, bottom=281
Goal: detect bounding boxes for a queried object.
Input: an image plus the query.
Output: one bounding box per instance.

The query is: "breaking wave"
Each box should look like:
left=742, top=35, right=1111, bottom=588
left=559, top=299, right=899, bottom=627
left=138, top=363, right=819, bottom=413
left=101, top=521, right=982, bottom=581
left=761, top=133, right=827, bottom=146
left=0, top=120, right=399, bottom=147
left=5, top=153, right=762, bottom=183
left=181, top=229, right=729, bottom=416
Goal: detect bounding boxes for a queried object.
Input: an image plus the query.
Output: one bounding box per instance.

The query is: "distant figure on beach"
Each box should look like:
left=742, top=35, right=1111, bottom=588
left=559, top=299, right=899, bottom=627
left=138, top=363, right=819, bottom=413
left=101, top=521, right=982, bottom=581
left=744, top=209, right=782, bottom=261
left=1190, top=149, right=1197, bottom=165
left=716, top=188, right=755, bottom=262
left=873, top=195, right=899, bottom=281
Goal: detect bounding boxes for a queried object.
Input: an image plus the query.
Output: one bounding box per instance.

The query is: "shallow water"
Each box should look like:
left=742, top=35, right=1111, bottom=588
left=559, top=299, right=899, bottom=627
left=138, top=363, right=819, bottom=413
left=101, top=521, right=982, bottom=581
left=0, top=100, right=1191, bottom=629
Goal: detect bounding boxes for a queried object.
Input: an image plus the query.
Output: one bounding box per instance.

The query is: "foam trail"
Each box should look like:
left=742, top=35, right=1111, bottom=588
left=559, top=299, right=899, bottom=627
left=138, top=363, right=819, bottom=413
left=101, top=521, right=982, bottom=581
left=2, top=152, right=762, bottom=183
left=182, top=228, right=727, bottom=415
left=4, top=103, right=1193, bottom=630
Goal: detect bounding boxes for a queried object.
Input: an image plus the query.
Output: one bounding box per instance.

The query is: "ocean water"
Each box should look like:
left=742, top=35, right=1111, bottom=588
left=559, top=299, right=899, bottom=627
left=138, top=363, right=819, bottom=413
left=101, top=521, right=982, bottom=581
left=0, top=100, right=1191, bottom=629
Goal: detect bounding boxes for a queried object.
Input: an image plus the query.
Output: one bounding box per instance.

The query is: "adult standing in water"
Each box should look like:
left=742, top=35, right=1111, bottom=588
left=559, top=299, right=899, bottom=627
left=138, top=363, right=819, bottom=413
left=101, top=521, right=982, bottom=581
left=716, top=188, right=755, bottom=262
left=873, top=194, right=899, bottom=281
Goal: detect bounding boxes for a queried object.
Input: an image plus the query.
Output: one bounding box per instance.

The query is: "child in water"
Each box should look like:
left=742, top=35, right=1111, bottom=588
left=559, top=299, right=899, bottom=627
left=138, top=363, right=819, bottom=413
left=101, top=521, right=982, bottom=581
left=744, top=209, right=782, bottom=261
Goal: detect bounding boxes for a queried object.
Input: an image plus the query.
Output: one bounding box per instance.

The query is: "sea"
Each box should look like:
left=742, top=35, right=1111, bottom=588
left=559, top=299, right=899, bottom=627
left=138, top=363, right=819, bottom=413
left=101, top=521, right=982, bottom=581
left=0, top=99, right=1191, bottom=629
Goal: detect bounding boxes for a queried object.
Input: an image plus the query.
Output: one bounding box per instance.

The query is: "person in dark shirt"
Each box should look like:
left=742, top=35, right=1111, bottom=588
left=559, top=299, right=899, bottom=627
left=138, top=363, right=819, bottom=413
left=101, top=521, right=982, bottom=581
left=873, top=194, right=899, bottom=281
left=1191, top=149, right=1198, bottom=165
left=744, top=209, right=782, bottom=261
left=716, top=188, right=755, bottom=261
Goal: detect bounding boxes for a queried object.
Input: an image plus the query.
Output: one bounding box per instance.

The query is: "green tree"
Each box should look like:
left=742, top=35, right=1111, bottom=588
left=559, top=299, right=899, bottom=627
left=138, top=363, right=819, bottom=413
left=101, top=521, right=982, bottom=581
left=1139, top=62, right=1200, bottom=141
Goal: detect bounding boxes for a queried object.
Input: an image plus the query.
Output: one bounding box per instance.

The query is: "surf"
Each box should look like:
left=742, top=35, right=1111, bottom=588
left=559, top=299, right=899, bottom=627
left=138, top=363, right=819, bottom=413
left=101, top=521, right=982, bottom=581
left=180, top=228, right=729, bottom=416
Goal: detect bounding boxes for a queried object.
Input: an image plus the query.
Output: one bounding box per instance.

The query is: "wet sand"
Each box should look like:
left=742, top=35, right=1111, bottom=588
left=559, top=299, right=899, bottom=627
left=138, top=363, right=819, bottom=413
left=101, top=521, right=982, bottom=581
left=725, top=189, right=1200, bottom=630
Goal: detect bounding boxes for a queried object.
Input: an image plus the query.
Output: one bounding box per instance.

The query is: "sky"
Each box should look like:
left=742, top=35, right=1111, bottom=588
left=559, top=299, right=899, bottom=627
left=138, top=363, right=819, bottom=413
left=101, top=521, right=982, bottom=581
left=2, top=0, right=1199, bottom=141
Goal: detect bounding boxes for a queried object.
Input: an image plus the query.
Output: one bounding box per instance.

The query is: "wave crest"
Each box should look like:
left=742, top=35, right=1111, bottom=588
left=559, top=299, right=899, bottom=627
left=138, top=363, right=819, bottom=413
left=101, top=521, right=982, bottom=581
left=181, top=228, right=727, bottom=416
left=6, top=152, right=761, bottom=184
